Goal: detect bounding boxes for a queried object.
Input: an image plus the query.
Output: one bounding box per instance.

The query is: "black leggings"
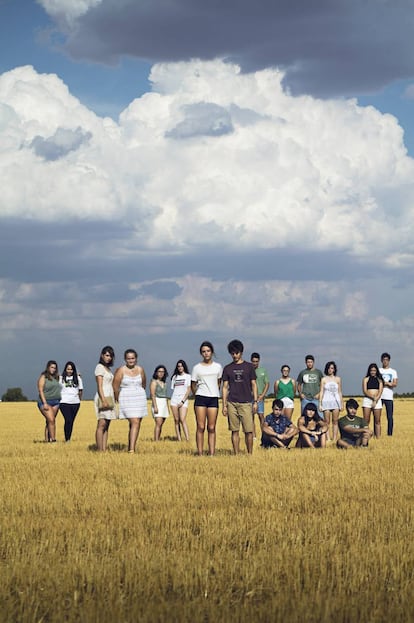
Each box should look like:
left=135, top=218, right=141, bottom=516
left=59, top=403, right=80, bottom=441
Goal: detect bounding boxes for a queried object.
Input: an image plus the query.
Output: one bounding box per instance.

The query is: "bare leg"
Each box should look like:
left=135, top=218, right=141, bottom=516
left=373, top=409, right=382, bottom=438
left=245, top=432, right=253, bottom=454
left=195, top=406, right=207, bottom=455
left=283, top=408, right=293, bottom=420
left=362, top=407, right=372, bottom=427
left=154, top=417, right=165, bottom=441
left=179, top=406, right=190, bottom=441
left=206, top=407, right=218, bottom=455
left=40, top=405, right=58, bottom=442
left=323, top=410, right=331, bottom=441
left=171, top=405, right=182, bottom=440
left=128, top=418, right=142, bottom=452
left=96, top=419, right=110, bottom=451
left=332, top=409, right=340, bottom=442
left=231, top=430, right=240, bottom=454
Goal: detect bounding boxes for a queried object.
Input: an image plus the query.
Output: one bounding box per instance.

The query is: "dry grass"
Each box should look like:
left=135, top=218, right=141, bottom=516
left=1, top=399, right=414, bottom=622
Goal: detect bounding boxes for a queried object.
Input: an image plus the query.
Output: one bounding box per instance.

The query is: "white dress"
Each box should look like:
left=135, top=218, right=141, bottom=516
left=321, top=379, right=341, bottom=411
left=118, top=373, right=148, bottom=419
left=94, top=363, right=117, bottom=420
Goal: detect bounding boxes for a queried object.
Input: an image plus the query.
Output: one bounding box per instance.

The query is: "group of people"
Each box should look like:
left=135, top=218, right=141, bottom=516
left=37, top=360, right=83, bottom=442
left=36, top=343, right=398, bottom=454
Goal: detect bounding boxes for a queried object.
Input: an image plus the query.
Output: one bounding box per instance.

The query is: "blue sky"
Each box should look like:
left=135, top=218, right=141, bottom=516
left=1, top=0, right=414, bottom=399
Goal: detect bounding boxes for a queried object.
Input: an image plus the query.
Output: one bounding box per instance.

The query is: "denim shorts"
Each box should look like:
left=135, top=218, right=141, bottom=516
left=37, top=399, right=60, bottom=410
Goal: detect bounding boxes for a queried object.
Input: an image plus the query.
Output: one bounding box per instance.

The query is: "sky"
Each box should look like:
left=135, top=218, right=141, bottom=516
left=1, top=0, right=414, bottom=400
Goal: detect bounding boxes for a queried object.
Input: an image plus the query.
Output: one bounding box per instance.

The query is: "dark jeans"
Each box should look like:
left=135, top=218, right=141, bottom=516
left=59, top=403, right=80, bottom=441
left=382, top=399, right=394, bottom=436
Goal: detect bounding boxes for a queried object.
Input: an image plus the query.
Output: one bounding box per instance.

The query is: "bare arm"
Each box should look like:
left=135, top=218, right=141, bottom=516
left=222, top=380, right=229, bottom=416
left=112, top=367, right=123, bottom=402
left=140, top=367, right=146, bottom=391
left=150, top=379, right=158, bottom=413
left=37, top=374, right=47, bottom=406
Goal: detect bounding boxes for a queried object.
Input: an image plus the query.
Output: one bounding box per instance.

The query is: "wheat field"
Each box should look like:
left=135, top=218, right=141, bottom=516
left=1, top=398, right=414, bottom=622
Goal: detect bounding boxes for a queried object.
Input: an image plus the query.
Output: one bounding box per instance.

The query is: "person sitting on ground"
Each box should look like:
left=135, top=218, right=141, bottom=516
left=261, top=399, right=298, bottom=449
left=337, top=398, right=373, bottom=449
left=297, top=402, right=328, bottom=448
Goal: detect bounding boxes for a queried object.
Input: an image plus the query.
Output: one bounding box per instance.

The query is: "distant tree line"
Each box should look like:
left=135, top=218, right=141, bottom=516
left=1, top=387, right=28, bottom=402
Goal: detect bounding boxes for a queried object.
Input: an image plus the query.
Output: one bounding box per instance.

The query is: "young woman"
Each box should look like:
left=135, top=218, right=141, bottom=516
left=297, top=403, right=328, bottom=448
left=94, top=346, right=117, bottom=451
left=191, top=341, right=223, bottom=456
left=319, top=361, right=343, bottom=442
left=362, top=363, right=384, bottom=438
left=37, top=360, right=61, bottom=442
left=113, top=349, right=147, bottom=453
left=170, top=360, right=191, bottom=441
left=59, top=361, right=83, bottom=442
left=274, top=364, right=296, bottom=420
left=150, top=365, right=169, bottom=441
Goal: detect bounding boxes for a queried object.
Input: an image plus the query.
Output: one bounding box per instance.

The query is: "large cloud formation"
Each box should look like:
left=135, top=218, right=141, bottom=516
left=1, top=60, right=414, bottom=267
left=37, top=0, right=414, bottom=97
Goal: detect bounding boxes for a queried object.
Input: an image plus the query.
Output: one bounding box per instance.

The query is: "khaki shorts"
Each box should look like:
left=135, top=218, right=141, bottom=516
left=227, top=402, right=254, bottom=433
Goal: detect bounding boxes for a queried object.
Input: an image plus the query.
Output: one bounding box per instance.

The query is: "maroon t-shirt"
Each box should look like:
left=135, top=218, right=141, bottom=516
left=222, top=361, right=256, bottom=403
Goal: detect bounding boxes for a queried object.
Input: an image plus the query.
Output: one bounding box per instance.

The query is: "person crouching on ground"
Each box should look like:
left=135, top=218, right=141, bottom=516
left=297, top=402, right=328, bottom=448
left=337, top=398, right=373, bottom=449
left=261, top=399, right=298, bottom=449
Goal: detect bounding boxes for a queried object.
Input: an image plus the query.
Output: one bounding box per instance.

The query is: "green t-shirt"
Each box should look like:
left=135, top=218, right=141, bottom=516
left=255, top=366, right=269, bottom=395
left=296, top=368, right=323, bottom=400
left=339, top=415, right=366, bottom=438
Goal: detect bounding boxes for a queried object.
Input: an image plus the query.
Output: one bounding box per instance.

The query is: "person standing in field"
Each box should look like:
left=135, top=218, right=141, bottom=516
left=113, top=349, right=147, bottom=453
left=170, top=360, right=191, bottom=441
left=362, top=363, right=384, bottom=438
left=319, top=361, right=343, bottom=442
left=296, top=355, right=323, bottom=415
left=337, top=398, right=373, bottom=449
left=37, top=360, right=61, bottom=442
left=150, top=365, right=170, bottom=441
left=274, top=364, right=296, bottom=420
left=191, top=341, right=223, bottom=456
left=261, top=399, right=298, bottom=449
left=297, top=402, right=328, bottom=448
left=379, top=352, right=398, bottom=436
left=222, top=339, right=258, bottom=455
left=94, top=346, right=117, bottom=451
left=59, top=361, right=83, bottom=442
left=250, top=352, right=269, bottom=437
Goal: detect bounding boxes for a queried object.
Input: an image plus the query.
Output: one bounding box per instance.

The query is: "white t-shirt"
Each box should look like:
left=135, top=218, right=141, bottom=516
left=59, top=375, right=84, bottom=404
left=171, top=373, right=191, bottom=401
left=379, top=367, right=398, bottom=401
left=191, top=362, right=222, bottom=397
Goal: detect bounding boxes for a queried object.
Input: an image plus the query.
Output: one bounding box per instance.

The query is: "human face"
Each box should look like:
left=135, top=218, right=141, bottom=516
left=306, top=408, right=316, bottom=418
left=327, top=364, right=335, bottom=376
left=369, top=367, right=377, bottom=376
left=177, top=362, right=184, bottom=374
left=347, top=406, right=357, bottom=418
left=48, top=363, right=57, bottom=375
left=306, top=358, right=314, bottom=369
left=65, top=364, right=74, bottom=375
left=281, top=367, right=290, bottom=378
left=157, top=368, right=166, bottom=379
left=251, top=357, right=260, bottom=369
left=231, top=351, right=243, bottom=364
left=201, top=347, right=213, bottom=363
left=125, top=353, right=137, bottom=368
left=381, top=356, right=390, bottom=369
left=272, top=405, right=282, bottom=417
left=102, top=351, right=112, bottom=365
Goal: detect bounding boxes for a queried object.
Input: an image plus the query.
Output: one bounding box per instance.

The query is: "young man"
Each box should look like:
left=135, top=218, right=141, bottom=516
left=296, top=355, right=323, bottom=414
left=250, top=352, right=270, bottom=435
left=337, top=398, right=373, bottom=449
left=261, top=399, right=298, bottom=449
left=222, top=339, right=258, bottom=454
left=379, top=352, right=398, bottom=436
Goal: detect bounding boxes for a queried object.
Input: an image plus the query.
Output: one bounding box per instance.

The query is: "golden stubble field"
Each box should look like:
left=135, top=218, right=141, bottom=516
left=1, top=399, right=414, bottom=623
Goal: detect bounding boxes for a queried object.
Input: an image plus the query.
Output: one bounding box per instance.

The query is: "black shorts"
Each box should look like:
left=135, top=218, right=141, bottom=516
left=194, top=395, right=219, bottom=409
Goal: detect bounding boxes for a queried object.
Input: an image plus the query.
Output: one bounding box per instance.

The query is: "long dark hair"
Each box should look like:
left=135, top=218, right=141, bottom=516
left=62, top=361, right=79, bottom=386
left=99, top=345, right=115, bottom=367
left=172, top=360, right=189, bottom=377
left=366, top=363, right=382, bottom=380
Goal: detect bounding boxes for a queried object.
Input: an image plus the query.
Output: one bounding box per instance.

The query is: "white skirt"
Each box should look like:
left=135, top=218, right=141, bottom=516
left=152, top=397, right=169, bottom=419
